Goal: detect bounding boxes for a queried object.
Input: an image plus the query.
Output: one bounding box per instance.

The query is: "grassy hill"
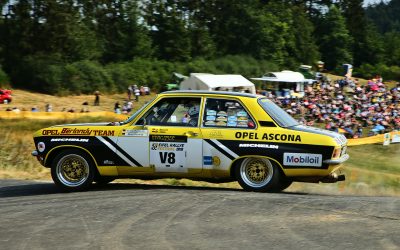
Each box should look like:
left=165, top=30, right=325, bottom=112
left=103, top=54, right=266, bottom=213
left=0, top=89, right=155, bottom=113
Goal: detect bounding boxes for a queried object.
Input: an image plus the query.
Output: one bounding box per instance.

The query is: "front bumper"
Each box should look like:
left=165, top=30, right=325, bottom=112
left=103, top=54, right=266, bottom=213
left=323, top=154, right=349, bottom=165
left=32, top=150, right=45, bottom=166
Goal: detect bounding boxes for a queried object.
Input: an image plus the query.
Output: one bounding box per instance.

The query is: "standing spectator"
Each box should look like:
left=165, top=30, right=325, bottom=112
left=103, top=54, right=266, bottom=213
left=134, top=86, right=140, bottom=102
left=126, top=101, right=133, bottom=113
left=45, top=103, right=52, bottom=112
left=144, top=86, right=150, bottom=95
left=127, top=85, right=133, bottom=100
left=94, top=90, right=100, bottom=106
left=114, top=101, right=121, bottom=114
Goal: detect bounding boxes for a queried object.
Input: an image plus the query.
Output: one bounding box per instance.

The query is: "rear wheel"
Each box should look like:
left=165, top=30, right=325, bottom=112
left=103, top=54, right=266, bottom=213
left=51, top=149, right=95, bottom=191
left=235, top=157, right=283, bottom=192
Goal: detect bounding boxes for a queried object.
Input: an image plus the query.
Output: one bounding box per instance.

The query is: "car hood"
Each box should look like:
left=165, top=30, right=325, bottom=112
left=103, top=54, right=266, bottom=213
left=289, top=125, right=347, bottom=146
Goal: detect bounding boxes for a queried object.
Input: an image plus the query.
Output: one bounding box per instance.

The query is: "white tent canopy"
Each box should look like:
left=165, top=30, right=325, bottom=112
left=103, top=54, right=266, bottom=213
left=251, top=70, right=305, bottom=83
left=180, top=73, right=256, bottom=94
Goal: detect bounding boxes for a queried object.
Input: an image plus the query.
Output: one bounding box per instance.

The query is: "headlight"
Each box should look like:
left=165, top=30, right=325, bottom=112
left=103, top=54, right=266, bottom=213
left=332, top=148, right=341, bottom=158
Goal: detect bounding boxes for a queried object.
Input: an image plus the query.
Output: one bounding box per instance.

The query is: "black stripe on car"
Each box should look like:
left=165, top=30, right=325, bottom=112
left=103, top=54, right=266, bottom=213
left=204, top=139, right=235, bottom=160
left=101, top=136, right=143, bottom=167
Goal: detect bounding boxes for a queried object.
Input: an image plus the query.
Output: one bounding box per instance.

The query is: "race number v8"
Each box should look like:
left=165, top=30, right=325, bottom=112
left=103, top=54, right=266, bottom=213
left=150, top=142, right=186, bottom=172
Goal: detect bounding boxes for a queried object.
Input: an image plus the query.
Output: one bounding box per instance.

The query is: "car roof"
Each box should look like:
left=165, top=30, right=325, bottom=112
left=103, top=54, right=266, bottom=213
left=161, top=90, right=257, bottom=98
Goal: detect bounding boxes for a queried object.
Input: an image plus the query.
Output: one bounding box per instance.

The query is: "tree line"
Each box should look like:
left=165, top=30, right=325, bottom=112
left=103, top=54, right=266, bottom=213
left=0, top=0, right=399, bottom=94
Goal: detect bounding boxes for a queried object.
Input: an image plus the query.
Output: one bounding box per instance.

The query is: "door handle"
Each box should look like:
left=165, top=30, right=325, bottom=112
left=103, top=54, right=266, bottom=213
left=184, top=131, right=198, bottom=137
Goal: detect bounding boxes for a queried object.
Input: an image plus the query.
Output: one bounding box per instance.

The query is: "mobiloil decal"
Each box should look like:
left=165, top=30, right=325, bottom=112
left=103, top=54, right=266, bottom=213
left=283, top=153, right=322, bottom=167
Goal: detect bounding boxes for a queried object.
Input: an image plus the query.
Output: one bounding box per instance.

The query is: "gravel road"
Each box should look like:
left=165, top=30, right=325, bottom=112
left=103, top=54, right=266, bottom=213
left=0, top=179, right=399, bottom=250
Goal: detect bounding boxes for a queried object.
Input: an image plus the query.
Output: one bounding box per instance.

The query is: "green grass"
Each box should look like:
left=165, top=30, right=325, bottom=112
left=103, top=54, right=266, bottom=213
left=345, top=144, right=400, bottom=174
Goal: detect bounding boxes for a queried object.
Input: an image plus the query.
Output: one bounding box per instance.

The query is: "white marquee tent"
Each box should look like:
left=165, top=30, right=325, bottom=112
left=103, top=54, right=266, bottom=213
left=251, top=70, right=312, bottom=97
left=179, top=73, right=256, bottom=94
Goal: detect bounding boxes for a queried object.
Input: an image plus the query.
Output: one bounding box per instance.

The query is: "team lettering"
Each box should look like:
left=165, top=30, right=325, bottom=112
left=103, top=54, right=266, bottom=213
left=235, top=132, right=301, bottom=142
left=60, top=128, right=114, bottom=136
left=43, top=128, right=114, bottom=136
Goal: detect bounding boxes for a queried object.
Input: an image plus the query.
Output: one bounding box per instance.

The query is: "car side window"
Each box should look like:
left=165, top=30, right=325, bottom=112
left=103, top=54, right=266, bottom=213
left=203, top=98, right=255, bottom=129
left=136, top=97, right=201, bottom=127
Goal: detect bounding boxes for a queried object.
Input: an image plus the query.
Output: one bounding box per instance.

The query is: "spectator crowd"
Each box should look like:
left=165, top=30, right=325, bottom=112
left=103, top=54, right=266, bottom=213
left=267, top=77, right=400, bottom=138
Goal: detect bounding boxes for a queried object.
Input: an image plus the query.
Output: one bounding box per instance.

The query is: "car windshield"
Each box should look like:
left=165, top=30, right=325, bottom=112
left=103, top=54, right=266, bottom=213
left=258, top=98, right=299, bottom=128
left=120, top=98, right=155, bottom=125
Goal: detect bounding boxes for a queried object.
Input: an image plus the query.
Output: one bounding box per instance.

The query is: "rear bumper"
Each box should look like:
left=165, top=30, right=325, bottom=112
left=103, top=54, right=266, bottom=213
left=323, top=154, right=349, bottom=165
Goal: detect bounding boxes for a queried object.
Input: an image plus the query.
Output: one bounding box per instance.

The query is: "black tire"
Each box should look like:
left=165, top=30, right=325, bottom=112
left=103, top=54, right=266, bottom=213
left=235, top=157, right=283, bottom=192
left=51, top=149, right=95, bottom=191
left=277, top=177, right=293, bottom=191
left=94, top=176, right=116, bottom=186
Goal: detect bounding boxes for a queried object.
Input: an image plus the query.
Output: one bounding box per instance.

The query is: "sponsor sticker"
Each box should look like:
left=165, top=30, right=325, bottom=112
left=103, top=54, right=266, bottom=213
left=208, top=130, right=223, bottom=138
left=216, top=121, right=227, bottom=126
left=122, top=129, right=148, bottom=137
left=227, top=121, right=237, bottom=127
left=216, top=116, right=227, bottom=122
left=205, top=121, right=216, bottom=126
left=150, top=135, right=187, bottom=143
left=59, top=128, right=115, bottom=136
left=217, top=111, right=227, bottom=117
left=50, top=138, right=89, bottom=142
left=151, top=142, right=185, bottom=151
left=203, top=156, right=213, bottom=165
left=37, top=142, right=45, bottom=152
left=236, top=121, right=248, bottom=127
left=207, top=110, right=217, bottom=116
left=236, top=110, right=248, bottom=117
left=206, top=115, right=216, bottom=121
left=283, top=153, right=322, bottom=167
left=239, top=144, right=279, bottom=149
left=228, top=116, right=237, bottom=122
left=212, top=156, right=221, bottom=166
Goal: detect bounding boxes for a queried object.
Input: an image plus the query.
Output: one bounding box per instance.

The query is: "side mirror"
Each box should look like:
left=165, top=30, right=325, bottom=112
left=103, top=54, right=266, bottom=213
left=138, top=117, right=147, bottom=126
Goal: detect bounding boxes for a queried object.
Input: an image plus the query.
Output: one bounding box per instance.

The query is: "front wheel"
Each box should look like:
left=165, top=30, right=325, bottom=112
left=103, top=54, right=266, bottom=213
left=235, top=157, right=283, bottom=192
left=51, top=149, right=95, bottom=191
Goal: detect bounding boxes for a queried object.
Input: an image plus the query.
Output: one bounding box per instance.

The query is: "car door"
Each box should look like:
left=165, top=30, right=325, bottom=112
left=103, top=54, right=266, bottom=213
left=143, top=97, right=203, bottom=173
left=201, top=97, right=257, bottom=170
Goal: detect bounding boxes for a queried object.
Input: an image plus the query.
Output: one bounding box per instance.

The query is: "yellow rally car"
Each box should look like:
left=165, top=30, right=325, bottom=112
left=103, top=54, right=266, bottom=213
left=32, top=91, right=349, bottom=192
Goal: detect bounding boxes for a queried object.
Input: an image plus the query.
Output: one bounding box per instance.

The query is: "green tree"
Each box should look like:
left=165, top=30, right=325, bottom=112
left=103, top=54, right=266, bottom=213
left=79, top=0, right=153, bottom=63
left=36, top=0, right=101, bottom=62
left=340, top=0, right=369, bottom=66
left=382, top=31, right=400, bottom=66
left=318, top=5, right=353, bottom=70
left=144, top=0, right=192, bottom=61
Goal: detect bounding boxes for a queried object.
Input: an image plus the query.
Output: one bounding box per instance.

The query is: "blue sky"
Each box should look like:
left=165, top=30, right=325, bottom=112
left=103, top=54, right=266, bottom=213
left=364, top=0, right=390, bottom=6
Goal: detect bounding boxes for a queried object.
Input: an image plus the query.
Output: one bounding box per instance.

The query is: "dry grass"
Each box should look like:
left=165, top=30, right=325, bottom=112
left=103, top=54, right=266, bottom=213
left=1, top=89, right=155, bottom=113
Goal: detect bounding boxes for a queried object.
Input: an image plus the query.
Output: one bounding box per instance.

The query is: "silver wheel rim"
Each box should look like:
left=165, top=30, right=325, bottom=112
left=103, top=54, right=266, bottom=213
left=56, top=154, right=90, bottom=187
left=240, top=158, right=273, bottom=188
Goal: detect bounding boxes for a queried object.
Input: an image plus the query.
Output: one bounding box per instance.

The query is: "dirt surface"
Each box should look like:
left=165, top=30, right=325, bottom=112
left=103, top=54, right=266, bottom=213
left=0, top=179, right=399, bottom=250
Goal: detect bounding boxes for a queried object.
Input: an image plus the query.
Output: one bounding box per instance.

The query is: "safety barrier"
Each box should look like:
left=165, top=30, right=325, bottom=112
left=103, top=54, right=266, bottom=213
left=0, top=111, right=127, bottom=120
left=348, top=132, right=400, bottom=146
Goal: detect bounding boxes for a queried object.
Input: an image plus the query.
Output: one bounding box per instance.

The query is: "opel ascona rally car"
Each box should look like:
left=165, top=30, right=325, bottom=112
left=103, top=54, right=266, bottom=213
left=32, top=91, right=349, bottom=192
